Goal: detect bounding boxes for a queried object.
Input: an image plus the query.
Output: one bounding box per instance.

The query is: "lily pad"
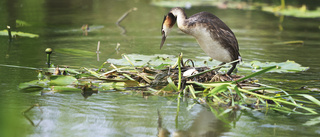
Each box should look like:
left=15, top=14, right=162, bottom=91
left=0, top=30, right=39, bottom=38
left=48, top=86, right=81, bottom=93
left=107, top=54, right=309, bottom=73
left=19, top=80, right=48, bottom=92
left=250, top=60, right=309, bottom=73
left=99, top=82, right=126, bottom=91
left=19, top=77, right=80, bottom=93
left=49, top=76, right=78, bottom=86
left=107, top=54, right=177, bottom=66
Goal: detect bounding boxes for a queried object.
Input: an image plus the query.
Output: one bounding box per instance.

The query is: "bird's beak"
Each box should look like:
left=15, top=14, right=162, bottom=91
left=160, top=30, right=166, bottom=49
left=160, top=13, right=176, bottom=49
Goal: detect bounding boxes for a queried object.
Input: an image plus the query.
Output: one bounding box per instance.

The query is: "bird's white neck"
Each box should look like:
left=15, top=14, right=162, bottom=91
left=170, top=8, right=188, bottom=30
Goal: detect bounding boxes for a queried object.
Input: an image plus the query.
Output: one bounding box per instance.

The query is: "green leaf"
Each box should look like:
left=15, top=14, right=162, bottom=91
left=167, top=77, right=179, bottom=92
left=107, top=54, right=308, bottom=73
left=0, top=29, right=39, bottom=38
left=250, top=60, right=309, bottom=73
left=64, top=68, right=80, bottom=74
left=298, top=94, right=320, bottom=107
left=99, top=82, right=125, bottom=91
left=237, top=87, right=317, bottom=114
left=234, top=85, right=245, bottom=100
left=207, top=83, right=230, bottom=97
left=49, top=76, right=78, bottom=86
left=19, top=80, right=48, bottom=92
left=84, top=68, right=100, bottom=78
left=232, top=66, right=277, bottom=84
left=219, top=108, right=233, bottom=116
left=107, top=54, right=177, bottom=67
left=188, top=85, right=197, bottom=99
left=187, top=81, right=209, bottom=89
left=154, top=63, right=171, bottom=70
left=49, top=86, right=81, bottom=93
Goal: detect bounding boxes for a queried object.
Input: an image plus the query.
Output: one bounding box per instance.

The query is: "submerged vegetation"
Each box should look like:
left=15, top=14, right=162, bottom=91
left=18, top=49, right=320, bottom=117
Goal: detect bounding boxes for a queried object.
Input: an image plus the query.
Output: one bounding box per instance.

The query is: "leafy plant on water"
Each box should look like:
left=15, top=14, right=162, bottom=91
left=0, top=29, right=39, bottom=38
left=1, top=22, right=39, bottom=38
left=171, top=61, right=319, bottom=116
left=15, top=52, right=320, bottom=117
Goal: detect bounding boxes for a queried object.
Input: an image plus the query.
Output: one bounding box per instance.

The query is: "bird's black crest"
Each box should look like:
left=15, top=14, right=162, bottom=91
left=161, top=13, right=177, bottom=34
left=167, top=13, right=177, bottom=27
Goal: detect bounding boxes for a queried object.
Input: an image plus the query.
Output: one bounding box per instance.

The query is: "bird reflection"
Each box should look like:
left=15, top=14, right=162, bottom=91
left=157, top=107, right=237, bottom=137
left=80, top=84, right=98, bottom=99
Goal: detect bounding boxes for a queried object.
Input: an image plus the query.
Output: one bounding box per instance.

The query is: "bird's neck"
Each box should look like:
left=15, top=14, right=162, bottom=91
left=176, top=13, right=187, bottom=29
left=171, top=9, right=188, bottom=30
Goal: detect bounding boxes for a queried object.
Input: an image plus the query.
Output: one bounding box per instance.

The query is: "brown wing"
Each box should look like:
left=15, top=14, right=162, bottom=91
left=189, top=12, right=240, bottom=61
left=217, top=28, right=240, bottom=61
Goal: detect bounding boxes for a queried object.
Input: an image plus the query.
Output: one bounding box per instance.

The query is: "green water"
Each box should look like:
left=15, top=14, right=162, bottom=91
left=1, top=0, right=320, bottom=136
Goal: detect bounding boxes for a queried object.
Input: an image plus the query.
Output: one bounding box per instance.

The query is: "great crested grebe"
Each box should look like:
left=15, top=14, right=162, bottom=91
left=160, top=7, right=241, bottom=75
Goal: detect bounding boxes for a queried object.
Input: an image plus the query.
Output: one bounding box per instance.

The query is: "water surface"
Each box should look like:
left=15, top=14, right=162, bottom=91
left=1, top=0, right=320, bottom=136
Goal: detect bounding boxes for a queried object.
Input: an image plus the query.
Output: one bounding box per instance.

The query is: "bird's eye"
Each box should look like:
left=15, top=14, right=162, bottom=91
left=161, top=30, right=165, bottom=34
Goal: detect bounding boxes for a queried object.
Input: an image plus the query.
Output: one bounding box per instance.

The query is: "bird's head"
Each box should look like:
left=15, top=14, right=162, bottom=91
left=160, top=12, right=177, bottom=49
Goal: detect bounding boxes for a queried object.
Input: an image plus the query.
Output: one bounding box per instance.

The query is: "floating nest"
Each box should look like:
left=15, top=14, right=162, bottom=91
left=19, top=57, right=320, bottom=115
left=138, top=66, right=247, bottom=89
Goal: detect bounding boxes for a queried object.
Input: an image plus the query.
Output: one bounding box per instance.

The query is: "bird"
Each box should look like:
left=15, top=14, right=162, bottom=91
left=160, top=7, right=241, bottom=75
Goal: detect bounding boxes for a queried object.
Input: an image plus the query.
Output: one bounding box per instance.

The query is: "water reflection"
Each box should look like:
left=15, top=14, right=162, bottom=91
left=22, top=104, right=43, bottom=127
left=80, top=84, right=98, bottom=99
left=158, top=107, right=231, bottom=137
left=21, top=91, right=241, bottom=137
left=116, top=7, right=138, bottom=36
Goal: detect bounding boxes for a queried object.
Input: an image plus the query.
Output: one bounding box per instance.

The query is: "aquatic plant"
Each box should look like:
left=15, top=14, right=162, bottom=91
left=0, top=26, right=39, bottom=38
left=16, top=50, right=320, bottom=116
